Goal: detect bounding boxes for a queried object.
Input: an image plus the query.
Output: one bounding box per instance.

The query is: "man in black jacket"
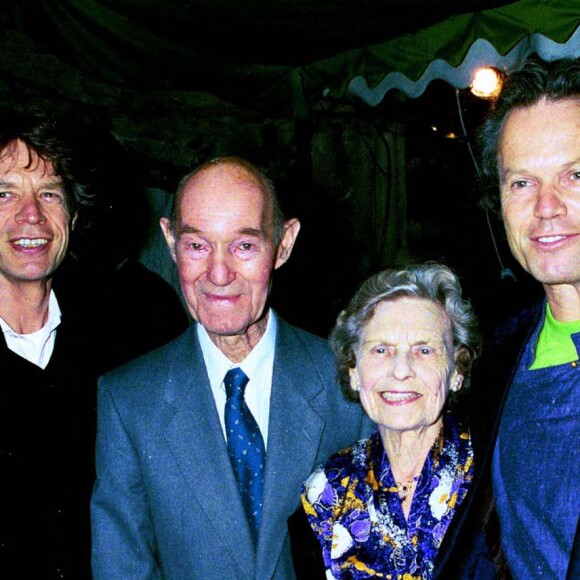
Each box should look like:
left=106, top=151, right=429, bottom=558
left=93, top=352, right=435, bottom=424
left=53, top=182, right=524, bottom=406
left=0, top=108, right=187, bottom=578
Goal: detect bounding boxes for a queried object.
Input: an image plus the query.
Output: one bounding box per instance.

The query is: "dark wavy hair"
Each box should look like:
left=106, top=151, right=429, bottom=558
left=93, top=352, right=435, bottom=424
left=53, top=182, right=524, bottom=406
left=330, top=262, right=481, bottom=402
left=0, top=106, right=92, bottom=216
left=476, top=55, right=580, bottom=214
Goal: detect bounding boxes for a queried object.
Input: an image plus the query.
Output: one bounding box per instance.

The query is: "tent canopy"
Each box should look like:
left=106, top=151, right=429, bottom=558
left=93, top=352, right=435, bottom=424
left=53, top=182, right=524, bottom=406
left=300, top=0, right=580, bottom=108
left=4, top=0, right=577, bottom=116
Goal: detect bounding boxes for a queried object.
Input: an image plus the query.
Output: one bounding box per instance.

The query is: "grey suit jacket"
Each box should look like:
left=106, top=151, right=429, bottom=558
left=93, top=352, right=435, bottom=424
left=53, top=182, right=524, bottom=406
left=91, top=315, right=369, bottom=579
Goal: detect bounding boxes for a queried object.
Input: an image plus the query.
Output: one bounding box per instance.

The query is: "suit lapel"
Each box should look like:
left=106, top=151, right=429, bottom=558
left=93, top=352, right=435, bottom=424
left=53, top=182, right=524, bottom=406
left=162, top=328, right=256, bottom=577
left=257, top=320, right=327, bottom=579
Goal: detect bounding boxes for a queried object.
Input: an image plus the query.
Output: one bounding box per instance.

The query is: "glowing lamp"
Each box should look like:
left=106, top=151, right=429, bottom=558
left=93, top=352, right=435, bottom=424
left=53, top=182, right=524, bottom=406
left=470, top=67, right=502, bottom=98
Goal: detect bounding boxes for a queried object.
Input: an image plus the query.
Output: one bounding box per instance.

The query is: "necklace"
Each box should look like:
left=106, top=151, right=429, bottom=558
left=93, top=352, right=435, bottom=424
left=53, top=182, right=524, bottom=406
left=395, top=477, right=418, bottom=501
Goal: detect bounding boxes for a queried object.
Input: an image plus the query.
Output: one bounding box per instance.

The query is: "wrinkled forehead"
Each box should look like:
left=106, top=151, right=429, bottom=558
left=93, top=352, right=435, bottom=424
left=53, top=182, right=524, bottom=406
left=177, top=162, right=274, bottom=223
left=363, top=297, right=454, bottom=344
left=0, top=139, right=58, bottom=178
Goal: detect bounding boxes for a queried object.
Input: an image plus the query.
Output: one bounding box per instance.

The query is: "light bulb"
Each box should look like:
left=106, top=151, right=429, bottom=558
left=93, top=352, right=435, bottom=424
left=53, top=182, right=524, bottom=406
left=471, top=67, right=502, bottom=98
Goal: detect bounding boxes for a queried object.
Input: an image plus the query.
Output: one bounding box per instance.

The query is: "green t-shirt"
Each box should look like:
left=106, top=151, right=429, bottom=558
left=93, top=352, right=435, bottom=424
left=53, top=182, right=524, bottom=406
left=530, top=303, right=580, bottom=369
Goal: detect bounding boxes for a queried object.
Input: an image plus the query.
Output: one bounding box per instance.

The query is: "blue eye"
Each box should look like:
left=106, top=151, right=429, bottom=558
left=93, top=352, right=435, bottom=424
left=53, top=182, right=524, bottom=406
left=414, top=345, right=433, bottom=357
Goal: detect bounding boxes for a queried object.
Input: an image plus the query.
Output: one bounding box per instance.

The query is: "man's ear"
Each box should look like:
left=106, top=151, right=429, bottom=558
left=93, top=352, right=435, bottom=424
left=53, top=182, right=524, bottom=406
left=449, top=371, right=464, bottom=392
left=274, top=218, right=300, bottom=269
left=160, top=217, right=177, bottom=262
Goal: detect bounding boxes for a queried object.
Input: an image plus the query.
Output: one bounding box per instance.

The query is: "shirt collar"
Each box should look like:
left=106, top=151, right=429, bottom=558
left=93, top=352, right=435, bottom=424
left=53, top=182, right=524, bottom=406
left=197, top=309, right=277, bottom=391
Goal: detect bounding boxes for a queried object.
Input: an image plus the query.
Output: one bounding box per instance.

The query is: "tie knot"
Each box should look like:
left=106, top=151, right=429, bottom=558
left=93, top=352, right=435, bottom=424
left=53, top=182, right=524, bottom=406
left=224, top=367, right=249, bottom=399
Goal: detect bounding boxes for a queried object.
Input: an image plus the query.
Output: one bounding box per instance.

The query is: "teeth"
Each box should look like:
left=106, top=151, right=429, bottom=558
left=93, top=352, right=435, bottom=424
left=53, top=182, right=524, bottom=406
left=381, top=392, right=418, bottom=402
left=538, top=235, right=565, bottom=243
left=14, top=238, right=48, bottom=247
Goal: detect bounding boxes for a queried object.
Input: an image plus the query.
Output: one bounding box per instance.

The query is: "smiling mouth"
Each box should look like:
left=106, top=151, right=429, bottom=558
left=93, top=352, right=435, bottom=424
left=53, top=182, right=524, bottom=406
left=381, top=391, right=420, bottom=403
left=13, top=238, right=49, bottom=248
left=536, top=235, right=568, bottom=243
left=204, top=292, right=239, bottom=302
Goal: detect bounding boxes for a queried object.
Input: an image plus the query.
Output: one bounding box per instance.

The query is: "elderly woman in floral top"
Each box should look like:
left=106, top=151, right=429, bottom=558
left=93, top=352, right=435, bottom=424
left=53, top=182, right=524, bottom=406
left=289, top=263, right=494, bottom=579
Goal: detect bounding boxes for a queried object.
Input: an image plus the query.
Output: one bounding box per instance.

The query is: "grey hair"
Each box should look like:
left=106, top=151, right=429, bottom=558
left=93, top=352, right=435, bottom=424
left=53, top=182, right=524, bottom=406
left=330, top=262, right=481, bottom=401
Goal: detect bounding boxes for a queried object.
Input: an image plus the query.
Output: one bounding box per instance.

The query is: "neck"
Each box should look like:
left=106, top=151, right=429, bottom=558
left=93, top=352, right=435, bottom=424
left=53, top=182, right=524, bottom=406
left=209, top=313, right=269, bottom=363
left=544, top=283, right=580, bottom=322
left=0, top=279, right=52, bottom=334
left=380, top=419, right=443, bottom=483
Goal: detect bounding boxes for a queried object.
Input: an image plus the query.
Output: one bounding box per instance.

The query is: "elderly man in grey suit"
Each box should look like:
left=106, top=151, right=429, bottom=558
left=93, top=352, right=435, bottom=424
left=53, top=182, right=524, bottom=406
left=91, top=156, right=369, bottom=579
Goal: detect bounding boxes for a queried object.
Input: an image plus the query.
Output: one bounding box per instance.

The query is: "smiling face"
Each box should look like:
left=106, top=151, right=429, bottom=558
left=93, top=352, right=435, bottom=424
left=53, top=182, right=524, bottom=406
left=0, top=140, right=71, bottom=290
left=161, top=161, right=299, bottom=352
left=349, top=297, right=462, bottom=440
left=500, top=98, right=580, bottom=293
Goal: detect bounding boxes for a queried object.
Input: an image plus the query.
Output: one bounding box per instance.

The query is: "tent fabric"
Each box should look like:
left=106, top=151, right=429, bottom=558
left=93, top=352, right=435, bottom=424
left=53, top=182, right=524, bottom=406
left=300, top=0, right=580, bottom=106
left=0, top=0, right=511, bottom=116
left=4, top=0, right=575, bottom=117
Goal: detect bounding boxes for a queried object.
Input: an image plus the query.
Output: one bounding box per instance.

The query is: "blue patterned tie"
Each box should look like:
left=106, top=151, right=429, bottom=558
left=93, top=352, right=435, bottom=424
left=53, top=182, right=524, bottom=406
left=224, top=368, right=265, bottom=543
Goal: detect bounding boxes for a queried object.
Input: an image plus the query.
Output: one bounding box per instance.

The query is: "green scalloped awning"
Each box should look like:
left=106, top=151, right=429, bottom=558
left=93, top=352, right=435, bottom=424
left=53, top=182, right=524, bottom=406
left=300, top=0, right=580, bottom=106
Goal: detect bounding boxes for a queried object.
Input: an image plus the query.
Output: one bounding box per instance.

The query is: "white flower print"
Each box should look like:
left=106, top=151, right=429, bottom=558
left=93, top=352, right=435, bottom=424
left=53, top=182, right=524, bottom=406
left=331, top=523, right=354, bottom=559
left=428, top=468, right=454, bottom=520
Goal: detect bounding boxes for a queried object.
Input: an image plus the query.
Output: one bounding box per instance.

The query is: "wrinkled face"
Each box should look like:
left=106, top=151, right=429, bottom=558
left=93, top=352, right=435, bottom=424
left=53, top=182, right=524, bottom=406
left=349, top=297, right=462, bottom=438
left=500, top=98, right=580, bottom=292
left=0, top=140, right=70, bottom=288
left=161, top=162, right=295, bottom=342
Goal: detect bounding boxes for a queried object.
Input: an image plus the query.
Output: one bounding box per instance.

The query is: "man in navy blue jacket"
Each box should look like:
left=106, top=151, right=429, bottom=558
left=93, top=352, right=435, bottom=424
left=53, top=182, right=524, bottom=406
left=476, top=55, right=580, bottom=579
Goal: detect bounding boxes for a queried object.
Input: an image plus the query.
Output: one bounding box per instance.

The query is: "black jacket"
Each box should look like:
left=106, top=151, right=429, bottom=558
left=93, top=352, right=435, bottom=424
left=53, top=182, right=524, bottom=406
left=0, top=260, right=188, bottom=579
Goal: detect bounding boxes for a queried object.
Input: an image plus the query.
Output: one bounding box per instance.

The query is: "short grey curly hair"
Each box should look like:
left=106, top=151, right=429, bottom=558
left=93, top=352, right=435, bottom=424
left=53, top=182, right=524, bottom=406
left=330, top=262, right=481, bottom=401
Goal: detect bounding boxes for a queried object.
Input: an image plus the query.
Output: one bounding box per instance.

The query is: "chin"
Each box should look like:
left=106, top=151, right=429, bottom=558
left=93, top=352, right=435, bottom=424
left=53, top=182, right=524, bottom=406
left=205, top=323, right=244, bottom=336
left=530, top=267, right=580, bottom=287
left=203, top=320, right=252, bottom=336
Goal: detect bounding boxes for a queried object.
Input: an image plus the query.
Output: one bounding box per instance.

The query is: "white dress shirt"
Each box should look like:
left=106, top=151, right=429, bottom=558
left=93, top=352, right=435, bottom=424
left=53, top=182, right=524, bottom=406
left=0, top=290, right=61, bottom=369
left=197, top=310, right=277, bottom=448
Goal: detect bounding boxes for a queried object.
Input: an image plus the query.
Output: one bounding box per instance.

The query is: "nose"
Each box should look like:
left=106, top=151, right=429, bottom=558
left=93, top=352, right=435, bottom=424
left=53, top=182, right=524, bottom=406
left=391, top=351, right=416, bottom=381
left=534, top=183, right=567, bottom=220
left=15, top=196, right=47, bottom=225
left=206, top=248, right=236, bottom=286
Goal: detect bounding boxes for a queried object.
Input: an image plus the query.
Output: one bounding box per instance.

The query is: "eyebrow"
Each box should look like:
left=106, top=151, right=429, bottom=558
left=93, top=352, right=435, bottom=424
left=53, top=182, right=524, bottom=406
left=177, top=225, right=265, bottom=237
left=362, top=336, right=445, bottom=346
left=499, top=162, right=527, bottom=182
left=500, top=156, right=580, bottom=182
left=0, top=178, right=64, bottom=189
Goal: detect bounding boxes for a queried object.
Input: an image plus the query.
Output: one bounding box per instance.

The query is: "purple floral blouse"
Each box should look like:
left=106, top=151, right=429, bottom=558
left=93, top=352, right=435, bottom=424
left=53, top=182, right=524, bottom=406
left=301, top=413, right=474, bottom=579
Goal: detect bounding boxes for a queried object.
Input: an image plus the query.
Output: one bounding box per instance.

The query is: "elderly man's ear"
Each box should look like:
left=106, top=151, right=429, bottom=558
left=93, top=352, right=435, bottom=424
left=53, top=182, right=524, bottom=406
left=160, top=217, right=177, bottom=262
left=274, top=218, right=300, bottom=269
left=450, top=372, right=464, bottom=393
